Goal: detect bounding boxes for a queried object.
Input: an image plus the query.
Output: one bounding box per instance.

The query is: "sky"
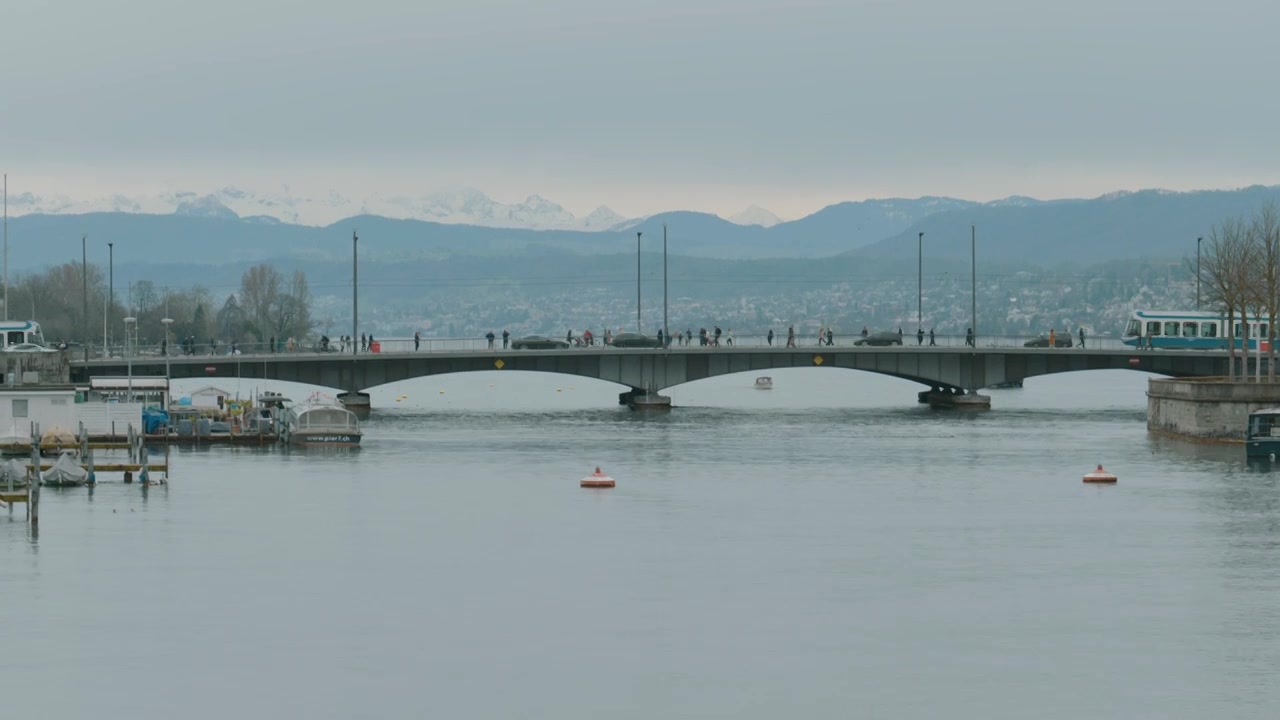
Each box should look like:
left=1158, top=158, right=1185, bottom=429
left=4, top=0, right=1280, bottom=220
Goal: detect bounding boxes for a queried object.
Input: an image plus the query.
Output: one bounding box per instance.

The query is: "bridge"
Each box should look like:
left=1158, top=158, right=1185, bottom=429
left=70, top=344, right=1228, bottom=409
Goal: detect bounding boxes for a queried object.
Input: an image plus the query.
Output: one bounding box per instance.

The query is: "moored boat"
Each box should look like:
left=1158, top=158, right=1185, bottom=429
left=0, top=423, right=28, bottom=456
left=282, top=393, right=362, bottom=448
left=0, top=458, right=30, bottom=488
left=39, top=425, right=77, bottom=456
left=755, top=376, right=773, bottom=390
left=42, top=451, right=89, bottom=487
left=1246, top=407, right=1280, bottom=458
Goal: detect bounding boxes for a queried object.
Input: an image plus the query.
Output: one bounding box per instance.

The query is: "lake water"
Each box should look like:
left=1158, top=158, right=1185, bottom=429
left=3, top=369, right=1278, bottom=719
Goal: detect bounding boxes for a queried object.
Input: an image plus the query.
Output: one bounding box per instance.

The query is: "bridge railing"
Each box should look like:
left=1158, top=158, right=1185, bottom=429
left=80, top=334, right=1133, bottom=359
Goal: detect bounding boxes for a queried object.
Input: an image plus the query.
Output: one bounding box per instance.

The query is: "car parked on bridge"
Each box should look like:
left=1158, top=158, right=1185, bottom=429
left=1023, top=334, right=1073, bottom=348
left=609, top=333, right=662, bottom=349
left=2, top=342, right=57, bottom=353
left=853, top=331, right=903, bottom=347
left=511, top=335, right=571, bottom=350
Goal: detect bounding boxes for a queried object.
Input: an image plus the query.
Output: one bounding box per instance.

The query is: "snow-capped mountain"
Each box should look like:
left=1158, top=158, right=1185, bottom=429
left=3, top=185, right=634, bottom=231
left=727, top=205, right=783, bottom=227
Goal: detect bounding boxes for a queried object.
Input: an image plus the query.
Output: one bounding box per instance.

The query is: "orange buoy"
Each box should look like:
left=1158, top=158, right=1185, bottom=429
left=1083, top=464, right=1117, bottom=484
left=580, top=466, right=616, bottom=488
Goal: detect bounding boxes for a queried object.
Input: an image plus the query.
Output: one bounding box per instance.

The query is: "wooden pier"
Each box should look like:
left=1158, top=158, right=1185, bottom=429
left=87, top=433, right=277, bottom=448
left=2, top=421, right=172, bottom=524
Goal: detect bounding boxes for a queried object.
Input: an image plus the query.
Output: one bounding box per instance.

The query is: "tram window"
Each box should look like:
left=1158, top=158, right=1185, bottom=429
left=1261, top=324, right=1270, bottom=338
left=1203, top=323, right=1218, bottom=338
left=5, top=331, right=22, bottom=346
left=1164, top=321, right=1180, bottom=336
left=1125, top=320, right=1141, bottom=336
left=1183, top=322, right=1198, bottom=337
left=1235, top=323, right=1245, bottom=338
left=1146, top=322, right=1161, bottom=336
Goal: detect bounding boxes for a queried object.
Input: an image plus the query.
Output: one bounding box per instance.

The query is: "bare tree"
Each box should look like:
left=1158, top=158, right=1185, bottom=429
left=280, top=270, right=313, bottom=339
left=1201, top=217, right=1253, bottom=381
left=216, top=294, right=247, bottom=341
left=1253, top=202, right=1280, bottom=381
left=239, top=264, right=283, bottom=341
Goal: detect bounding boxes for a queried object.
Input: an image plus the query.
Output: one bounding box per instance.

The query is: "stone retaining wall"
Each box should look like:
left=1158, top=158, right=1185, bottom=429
left=1147, top=377, right=1280, bottom=441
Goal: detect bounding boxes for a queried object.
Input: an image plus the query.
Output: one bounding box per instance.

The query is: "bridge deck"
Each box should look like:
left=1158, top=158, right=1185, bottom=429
left=71, top=345, right=1233, bottom=399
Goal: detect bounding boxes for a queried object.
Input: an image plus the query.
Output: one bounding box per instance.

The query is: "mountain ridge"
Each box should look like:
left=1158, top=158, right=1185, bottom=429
left=5, top=185, right=1279, bottom=269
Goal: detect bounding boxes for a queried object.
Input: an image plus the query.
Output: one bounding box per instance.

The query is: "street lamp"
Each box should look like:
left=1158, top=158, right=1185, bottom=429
left=636, top=231, right=642, bottom=332
left=917, top=231, right=924, bottom=332
left=663, top=224, right=669, bottom=348
left=1196, top=236, right=1202, bottom=311
left=162, top=315, right=174, bottom=368
left=124, top=316, right=137, bottom=403
left=108, top=242, right=114, bottom=353
left=970, top=225, right=977, bottom=350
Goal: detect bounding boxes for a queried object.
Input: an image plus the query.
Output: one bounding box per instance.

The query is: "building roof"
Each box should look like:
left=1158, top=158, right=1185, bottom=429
left=90, top=377, right=170, bottom=390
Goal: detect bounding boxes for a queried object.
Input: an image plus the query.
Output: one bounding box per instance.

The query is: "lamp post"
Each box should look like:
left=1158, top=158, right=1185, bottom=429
left=663, top=225, right=668, bottom=347
left=917, top=231, right=923, bottom=332
left=636, top=231, right=642, bottom=332
left=81, top=234, right=88, bottom=344
left=1196, top=236, right=1202, bottom=311
left=971, top=224, right=977, bottom=349
left=124, top=315, right=137, bottom=403
left=108, top=242, right=114, bottom=354
left=162, top=316, right=173, bottom=371
left=352, top=230, right=358, bottom=357
left=3, top=173, right=7, bottom=322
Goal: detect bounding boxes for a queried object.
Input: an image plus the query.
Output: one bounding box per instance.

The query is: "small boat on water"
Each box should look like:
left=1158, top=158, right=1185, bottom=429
left=39, top=425, right=77, bottom=456
left=754, top=376, right=773, bottom=390
left=42, top=451, right=89, bottom=487
left=1246, top=407, right=1280, bottom=458
left=0, top=459, right=30, bottom=488
left=0, top=425, right=28, bottom=456
left=282, top=392, right=362, bottom=448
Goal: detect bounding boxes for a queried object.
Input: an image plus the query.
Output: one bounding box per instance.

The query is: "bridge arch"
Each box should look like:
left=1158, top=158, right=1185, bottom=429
left=71, top=346, right=1227, bottom=408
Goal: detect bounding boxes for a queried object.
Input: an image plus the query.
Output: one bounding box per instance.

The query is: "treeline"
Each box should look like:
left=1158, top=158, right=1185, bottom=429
left=1199, top=203, right=1280, bottom=381
left=4, top=262, right=314, bottom=346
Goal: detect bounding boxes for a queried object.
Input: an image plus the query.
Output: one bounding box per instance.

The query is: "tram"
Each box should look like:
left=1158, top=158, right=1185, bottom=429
left=0, top=320, right=48, bottom=349
left=1121, top=310, right=1270, bottom=350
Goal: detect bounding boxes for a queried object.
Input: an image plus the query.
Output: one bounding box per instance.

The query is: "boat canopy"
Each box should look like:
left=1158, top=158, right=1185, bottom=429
left=293, top=406, right=359, bottom=430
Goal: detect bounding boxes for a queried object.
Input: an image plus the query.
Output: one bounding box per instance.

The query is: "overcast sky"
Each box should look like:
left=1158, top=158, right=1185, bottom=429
left=5, top=0, right=1279, bottom=219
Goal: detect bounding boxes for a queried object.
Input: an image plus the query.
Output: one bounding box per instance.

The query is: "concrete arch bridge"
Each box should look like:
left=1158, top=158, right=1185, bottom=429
left=71, top=346, right=1227, bottom=410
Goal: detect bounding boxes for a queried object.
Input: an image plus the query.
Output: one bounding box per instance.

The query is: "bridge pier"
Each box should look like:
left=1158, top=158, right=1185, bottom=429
left=619, top=387, right=672, bottom=410
left=923, top=387, right=991, bottom=409
left=337, top=390, right=372, bottom=416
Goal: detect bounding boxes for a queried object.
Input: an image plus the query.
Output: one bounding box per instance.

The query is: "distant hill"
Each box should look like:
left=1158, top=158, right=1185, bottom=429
left=852, top=186, right=1280, bottom=263
left=6, top=185, right=1279, bottom=269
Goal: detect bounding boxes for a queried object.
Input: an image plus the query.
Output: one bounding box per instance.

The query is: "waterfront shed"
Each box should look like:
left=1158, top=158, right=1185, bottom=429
left=0, top=387, right=79, bottom=437
left=189, top=386, right=232, bottom=409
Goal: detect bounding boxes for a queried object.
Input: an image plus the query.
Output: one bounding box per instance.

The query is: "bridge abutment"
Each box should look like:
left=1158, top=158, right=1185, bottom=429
left=338, top=391, right=372, bottom=416
left=1147, top=377, right=1280, bottom=441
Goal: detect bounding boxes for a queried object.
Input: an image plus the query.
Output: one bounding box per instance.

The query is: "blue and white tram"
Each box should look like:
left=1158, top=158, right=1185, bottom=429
left=1122, top=310, right=1269, bottom=350
left=0, top=320, right=48, bottom=348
